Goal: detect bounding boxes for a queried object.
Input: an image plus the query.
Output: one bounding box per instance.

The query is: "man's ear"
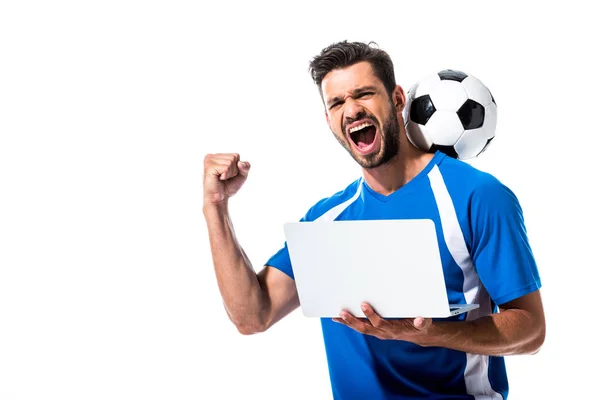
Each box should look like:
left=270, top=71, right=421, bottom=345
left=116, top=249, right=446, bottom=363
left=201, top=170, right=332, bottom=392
left=393, top=85, right=407, bottom=112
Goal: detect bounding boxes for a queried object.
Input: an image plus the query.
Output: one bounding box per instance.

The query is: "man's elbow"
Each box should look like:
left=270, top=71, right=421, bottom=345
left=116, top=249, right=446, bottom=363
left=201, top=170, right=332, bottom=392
left=235, top=321, right=267, bottom=335
left=525, top=324, right=546, bottom=355
left=224, top=305, right=270, bottom=335
left=228, top=311, right=269, bottom=335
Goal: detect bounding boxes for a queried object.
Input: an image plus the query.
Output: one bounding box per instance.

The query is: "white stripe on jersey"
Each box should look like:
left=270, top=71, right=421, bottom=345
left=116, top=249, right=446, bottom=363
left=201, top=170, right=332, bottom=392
left=315, top=178, right=363, bottom=222
left=428, top=164, right=502, bottom=400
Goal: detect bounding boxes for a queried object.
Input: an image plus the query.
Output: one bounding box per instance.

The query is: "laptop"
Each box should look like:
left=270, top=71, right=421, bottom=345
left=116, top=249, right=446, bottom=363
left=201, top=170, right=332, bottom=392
left=283, top=219, right=478, bottom=318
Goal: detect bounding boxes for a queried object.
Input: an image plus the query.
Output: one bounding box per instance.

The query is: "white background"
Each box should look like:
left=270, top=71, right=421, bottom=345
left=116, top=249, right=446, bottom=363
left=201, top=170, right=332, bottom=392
left=1, top=1, right=598, bottom=399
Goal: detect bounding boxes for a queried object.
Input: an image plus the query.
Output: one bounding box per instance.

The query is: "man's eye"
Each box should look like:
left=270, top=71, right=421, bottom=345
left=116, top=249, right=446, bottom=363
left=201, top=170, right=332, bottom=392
left=329, top=102, right=342, bottom=110
left=358, top=92, right=374, bottom=98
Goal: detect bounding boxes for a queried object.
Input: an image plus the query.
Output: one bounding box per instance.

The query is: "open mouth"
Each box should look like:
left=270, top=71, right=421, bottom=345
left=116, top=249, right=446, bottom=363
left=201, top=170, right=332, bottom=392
left=348, top=121, right=378, bottom=153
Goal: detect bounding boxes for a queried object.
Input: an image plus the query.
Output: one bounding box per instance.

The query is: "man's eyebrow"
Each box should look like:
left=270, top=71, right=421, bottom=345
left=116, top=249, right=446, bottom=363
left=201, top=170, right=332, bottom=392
left=353, top=85, right=378, bottom=94
left=326, top=95, right=344, bottom=107
left=326, top=86, right=379, bottom=107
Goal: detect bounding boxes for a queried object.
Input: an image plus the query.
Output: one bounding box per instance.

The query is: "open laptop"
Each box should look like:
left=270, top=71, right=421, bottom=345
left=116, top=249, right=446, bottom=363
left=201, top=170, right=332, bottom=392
left=283, top=219, right=478, bottom=318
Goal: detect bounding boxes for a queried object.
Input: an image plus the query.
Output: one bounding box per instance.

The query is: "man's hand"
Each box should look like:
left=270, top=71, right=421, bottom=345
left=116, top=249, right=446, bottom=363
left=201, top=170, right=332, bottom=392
left=203, top=153, right=251, bottom=206
left=333, top=303, right=433, bottom=344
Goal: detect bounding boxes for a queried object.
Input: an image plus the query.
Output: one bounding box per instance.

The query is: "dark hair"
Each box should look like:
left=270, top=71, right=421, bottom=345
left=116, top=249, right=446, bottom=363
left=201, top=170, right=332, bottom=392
left=308, top=41, right=396, bottom=97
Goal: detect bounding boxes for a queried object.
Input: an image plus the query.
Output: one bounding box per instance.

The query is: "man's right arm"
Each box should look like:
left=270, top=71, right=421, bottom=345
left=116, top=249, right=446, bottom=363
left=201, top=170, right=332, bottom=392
left=203, top=153, right=299, bottom=335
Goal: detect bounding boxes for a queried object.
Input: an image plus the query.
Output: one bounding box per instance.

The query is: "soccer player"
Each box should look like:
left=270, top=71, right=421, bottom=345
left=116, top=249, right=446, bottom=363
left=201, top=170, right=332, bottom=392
left=202, top=41, right=545, bottom=399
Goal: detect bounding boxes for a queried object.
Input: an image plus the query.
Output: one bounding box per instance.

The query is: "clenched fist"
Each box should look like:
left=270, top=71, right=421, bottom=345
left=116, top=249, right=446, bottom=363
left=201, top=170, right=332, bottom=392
left=203, top=153, right=251, bottom=206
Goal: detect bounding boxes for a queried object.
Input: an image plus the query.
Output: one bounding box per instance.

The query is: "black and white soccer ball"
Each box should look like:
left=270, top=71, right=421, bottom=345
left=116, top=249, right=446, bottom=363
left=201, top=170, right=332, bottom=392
left=403, top=69, right=497, bottom=160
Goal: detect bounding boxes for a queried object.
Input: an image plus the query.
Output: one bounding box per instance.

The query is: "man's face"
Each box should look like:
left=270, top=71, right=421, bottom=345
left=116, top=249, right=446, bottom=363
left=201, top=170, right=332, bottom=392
left=321, top=61, right=402, bottom=169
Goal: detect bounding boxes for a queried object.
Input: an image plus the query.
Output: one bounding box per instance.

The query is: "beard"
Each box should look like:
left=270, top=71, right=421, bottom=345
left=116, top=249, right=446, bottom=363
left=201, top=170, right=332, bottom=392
left=333, top=102, right=400, bottom=169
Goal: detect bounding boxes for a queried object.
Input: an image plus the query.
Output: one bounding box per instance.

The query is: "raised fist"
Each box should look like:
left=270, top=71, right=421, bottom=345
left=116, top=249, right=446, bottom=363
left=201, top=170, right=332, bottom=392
left=203, top=153, right=251, bottom=205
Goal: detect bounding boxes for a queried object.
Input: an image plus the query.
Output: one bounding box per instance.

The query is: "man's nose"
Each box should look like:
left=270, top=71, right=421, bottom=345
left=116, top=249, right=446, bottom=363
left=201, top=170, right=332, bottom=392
left=344, top=99, right=366, bottom=123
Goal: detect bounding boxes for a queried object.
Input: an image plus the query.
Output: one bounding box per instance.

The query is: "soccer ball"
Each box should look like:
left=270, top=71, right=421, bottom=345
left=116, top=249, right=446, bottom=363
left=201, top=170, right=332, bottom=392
left=403, top=69, right=497, bottom=160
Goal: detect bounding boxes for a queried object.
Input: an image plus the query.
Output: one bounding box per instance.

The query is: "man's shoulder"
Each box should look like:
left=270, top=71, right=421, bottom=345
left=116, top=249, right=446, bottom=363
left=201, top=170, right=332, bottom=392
left=303, top=178, right=363, bottom=222
left=438, top=155, right=511, bottom=196
left=439, top=155, right=497, bottom=183
left=438, top=155, right=520, bottom=211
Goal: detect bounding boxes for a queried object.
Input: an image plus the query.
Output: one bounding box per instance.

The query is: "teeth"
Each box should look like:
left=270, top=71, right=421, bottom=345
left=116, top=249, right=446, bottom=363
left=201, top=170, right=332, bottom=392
left=349, top=122, right=373, bottom=133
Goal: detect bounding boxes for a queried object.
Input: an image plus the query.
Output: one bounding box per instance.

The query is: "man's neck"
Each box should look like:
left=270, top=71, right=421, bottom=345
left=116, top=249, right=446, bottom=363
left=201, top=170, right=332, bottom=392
left=362, top=143, right=435, bottom=196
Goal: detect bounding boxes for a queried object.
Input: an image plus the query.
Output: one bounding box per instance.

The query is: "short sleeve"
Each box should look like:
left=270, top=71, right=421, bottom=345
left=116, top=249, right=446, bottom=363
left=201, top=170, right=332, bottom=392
left=470, top=181, right=542, bottom=306
left=265, top=212, right=313, bottom=281
left=265, top=242, right=295, bottom=280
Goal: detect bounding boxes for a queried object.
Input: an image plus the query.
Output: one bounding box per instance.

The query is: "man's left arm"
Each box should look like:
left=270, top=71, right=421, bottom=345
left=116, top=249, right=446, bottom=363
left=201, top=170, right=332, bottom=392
left=419, top=289, right=545, bottom=355
left=336, top=290, right=545, bottom=356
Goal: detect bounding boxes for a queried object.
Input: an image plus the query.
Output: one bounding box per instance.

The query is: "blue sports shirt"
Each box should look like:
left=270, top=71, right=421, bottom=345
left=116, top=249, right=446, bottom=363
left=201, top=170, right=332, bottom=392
left=265, top=151, right=541, bottom=399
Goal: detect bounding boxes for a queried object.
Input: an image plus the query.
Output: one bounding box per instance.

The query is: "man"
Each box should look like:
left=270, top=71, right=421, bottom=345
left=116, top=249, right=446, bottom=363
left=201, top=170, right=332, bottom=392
left=203, top=41, right=545, bottom=399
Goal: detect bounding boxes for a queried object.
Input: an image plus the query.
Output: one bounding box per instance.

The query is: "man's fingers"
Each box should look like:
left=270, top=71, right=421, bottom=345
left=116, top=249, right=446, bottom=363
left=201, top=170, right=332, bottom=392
left=236, top=160, right=251, bottom=178
left=206, top=160, right=237, bottom=180
left=222, top=160, right=250, bottom=180
left=361, top=303, right=386, bottom=329
left=338, top=311, right=381, bottom=336
left=209, top=154, right=241, bottom=165
left=220, top=161, right=239, bottom=181
left=204, top=154, right=249, bottom=181
left=206, top=160, right=239, bottom=181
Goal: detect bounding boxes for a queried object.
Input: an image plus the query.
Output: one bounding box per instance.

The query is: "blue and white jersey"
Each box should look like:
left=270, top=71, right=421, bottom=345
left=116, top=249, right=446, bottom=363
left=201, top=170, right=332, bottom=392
left=266, top=151, right=541, bottom=399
